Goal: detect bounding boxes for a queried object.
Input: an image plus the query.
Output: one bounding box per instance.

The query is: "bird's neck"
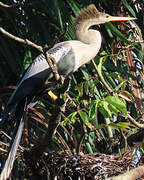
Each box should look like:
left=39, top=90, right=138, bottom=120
left=75, top=20, right=102, bottom=44
left=73, top=20, right=102, bottom=69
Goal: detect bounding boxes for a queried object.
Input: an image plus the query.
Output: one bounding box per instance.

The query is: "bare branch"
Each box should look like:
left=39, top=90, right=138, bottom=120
left=0, top=2, right=12, bottom=8
left=0, top=1, right=23, bottom=8
left=91, top=59, right=113, bottom=94
left=128, top=114, right=144, bottom=128
left=0, top=26, right=61, bottom=81
left=0, top=27, right=43, bottom=52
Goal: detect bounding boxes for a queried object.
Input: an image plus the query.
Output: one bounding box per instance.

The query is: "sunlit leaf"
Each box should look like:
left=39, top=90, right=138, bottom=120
left=114, top=80, right=127, bottom=92
left=105, top=23, right=130, bottom=44
left=108, top=122, right=135, bottom=132
left=79, top=111, right=89, bottom=126
left=63, top=111, right=78, bottom=125
left=76, top=82, right=84, bottom=97
left=108, top=123, right=120, bottom=132
left=104, top=96, right=127, bottom=117
left=108, top=104, right=120, bottom=116
left=99, top=101, right=112, bottom=118
left=97, top=56, right=106, bottom=75
left=122, top=0, right=136, bottom=17
left=89, top=100, right=99, bottom=119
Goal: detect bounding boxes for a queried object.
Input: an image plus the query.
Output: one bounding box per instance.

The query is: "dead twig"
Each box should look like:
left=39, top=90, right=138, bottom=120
left=128, top=114, right=144, bottom=128
left=0, top=27, right=43, bottom=52
left=0, top=1, right=23, bottom=8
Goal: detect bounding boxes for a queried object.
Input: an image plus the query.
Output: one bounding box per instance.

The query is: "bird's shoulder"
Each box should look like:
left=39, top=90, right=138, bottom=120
left=20, top=41, right=75, bottom=82
left=48, top=41, right=73, bottom=62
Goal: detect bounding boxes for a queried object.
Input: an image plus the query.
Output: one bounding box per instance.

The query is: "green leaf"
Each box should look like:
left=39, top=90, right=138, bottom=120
left=76, top=82, right=83, bottom=97
left=65, top=0, right=80, bottom=15
left=116, top=122, right=135, bottom=128
left=122, top=0, right=136, bottom=17
left=79, top=111, right=89, bottom=126
left=84, top=81, right=89, bottom=95
left=104, top=96, right=127, bottom=117
left=99, top=101, right=112, bottom=118
left=105, top=23, right=130, bottom=44
left=89, top=100, right=99, bottom=119
left=23, top=50, right=32, bottom=70
left=114, top=80, right=127, bottom=92
left=97, top=56, right=106, bottom=75
left=86, top=142, right=93, bottom=153
left=108, top=104, right=120, bottom=116
left=80, top=67, right=91, bottom=81
left=108, top=123, right=120, bottom=132
left=63, top=111, right=78, bottom=125
left=108, top=72, right=119, bottom=79
left=108, top=122, right=135, bottom=132
left=97, top=123, right=107, bottom=129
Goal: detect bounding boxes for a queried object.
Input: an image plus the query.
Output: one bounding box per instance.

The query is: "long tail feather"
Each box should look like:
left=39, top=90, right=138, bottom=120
left=0, top=118, right=24, bottom=180
left=0, top=99, right=27, bottom=180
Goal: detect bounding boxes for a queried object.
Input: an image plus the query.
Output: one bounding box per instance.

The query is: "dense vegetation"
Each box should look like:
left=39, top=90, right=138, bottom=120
left=0, top=0, right=144, bottom=179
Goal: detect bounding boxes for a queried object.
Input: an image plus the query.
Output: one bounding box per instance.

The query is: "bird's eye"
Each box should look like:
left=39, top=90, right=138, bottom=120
left=106, top=15, right=109, bottom=18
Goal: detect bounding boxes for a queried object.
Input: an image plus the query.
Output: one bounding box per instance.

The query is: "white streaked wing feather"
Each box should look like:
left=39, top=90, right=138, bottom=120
left=21, top=42, right=71, bottom=83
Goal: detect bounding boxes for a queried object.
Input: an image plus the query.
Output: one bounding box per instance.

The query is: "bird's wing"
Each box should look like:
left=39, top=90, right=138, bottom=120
left=20, top=41, right=73, bottom=83
left=4, top=42, right=74, bottom=117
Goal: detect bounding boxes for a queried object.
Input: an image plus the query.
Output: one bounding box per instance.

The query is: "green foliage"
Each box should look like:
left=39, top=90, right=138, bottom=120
left=104, top=96, right=127, bottom=117
left=108, top=122, right=136, bottom=132
left=0, top=1, right=144, bottom=178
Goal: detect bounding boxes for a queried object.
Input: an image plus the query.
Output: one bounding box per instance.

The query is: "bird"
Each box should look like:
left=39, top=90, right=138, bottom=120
left=0, top=4, right=136, bottom=180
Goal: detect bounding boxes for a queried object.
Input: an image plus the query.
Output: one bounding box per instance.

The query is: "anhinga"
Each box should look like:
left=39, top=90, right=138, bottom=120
left=0, top=4, right=135, bottom=180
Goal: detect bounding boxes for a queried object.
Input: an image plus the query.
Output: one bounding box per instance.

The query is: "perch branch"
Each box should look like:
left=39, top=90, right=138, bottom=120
left=0, top=27, right=43, bottom=52
left=0, top=26, right=60, bottom=81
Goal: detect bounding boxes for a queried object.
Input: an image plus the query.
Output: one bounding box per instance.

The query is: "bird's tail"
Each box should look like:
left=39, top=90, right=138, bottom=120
left=0, top=99, right=27, bottom=180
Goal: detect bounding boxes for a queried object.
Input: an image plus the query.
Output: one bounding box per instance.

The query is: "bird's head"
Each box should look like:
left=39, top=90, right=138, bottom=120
left=74, top=4, right=136, bottom=30
left=98, top=12, right=136, bottom=25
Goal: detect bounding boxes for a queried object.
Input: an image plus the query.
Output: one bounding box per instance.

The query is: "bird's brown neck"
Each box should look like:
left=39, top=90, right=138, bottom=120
left=75, top=19, right=101, bottom=44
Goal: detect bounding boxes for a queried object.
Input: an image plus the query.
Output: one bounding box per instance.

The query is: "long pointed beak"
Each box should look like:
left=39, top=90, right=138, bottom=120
left=109, top=16, right=136, bottom=22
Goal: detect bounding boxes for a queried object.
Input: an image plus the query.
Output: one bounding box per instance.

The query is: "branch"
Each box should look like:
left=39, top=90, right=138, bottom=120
left=0, top=1, right=23, bottom=8
left=0, top=27, right=43, bottom=52
left=0, top=2, right=12, bottom=8
left=91, top=59, right=113, bottom=138
left=128, top=114, right=144, bottom=128
left=91, top=59, right=113, bottom=94
left=0, top=26, right=60, bottom=81
left=45, top=50, right=60, bottom=81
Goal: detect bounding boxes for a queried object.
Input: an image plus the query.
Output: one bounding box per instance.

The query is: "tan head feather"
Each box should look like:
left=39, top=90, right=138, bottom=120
left=74, top=4, right=99, bottom=31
